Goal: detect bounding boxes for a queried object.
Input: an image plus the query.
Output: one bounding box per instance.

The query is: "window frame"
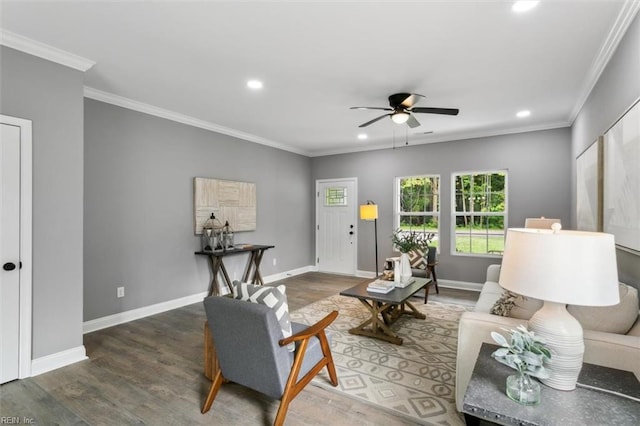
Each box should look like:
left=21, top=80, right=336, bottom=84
left=450, top=169, right=508, bottom=258
left=393, top=174, right=441, bottom=250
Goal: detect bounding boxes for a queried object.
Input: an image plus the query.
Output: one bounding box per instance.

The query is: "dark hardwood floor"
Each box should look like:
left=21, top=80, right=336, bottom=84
left=0, top=272, right=479, bottom=425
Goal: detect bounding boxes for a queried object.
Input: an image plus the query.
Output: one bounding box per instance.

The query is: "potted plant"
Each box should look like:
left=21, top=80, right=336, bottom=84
left=491, top=325, right=552, bottom=405
left=391, top=229, right=434, bottom=280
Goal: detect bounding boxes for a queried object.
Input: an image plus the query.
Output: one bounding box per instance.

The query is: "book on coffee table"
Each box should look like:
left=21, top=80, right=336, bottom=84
left=367, top=279, right=395, bottom=294
left=393, top=277, right=415, bottom=288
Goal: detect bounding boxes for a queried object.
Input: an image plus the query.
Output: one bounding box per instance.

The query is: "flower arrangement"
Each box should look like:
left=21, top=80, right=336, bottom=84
left=490, top=325, right=552, bottom=379
left=391, top=229, right=434, bottom=253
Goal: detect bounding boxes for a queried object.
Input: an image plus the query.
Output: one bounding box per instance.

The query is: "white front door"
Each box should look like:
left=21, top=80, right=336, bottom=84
left=1, top=116, right=32, bottom=383
left=316, top=178, right=357, bottom=275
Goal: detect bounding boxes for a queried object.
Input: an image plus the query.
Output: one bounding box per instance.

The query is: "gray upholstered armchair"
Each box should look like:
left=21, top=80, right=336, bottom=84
left=201, top=295, right=338, bottom=426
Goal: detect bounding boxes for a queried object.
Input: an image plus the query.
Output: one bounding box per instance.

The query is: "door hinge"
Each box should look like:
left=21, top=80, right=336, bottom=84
left=317, top=257, right=319, bottom=263
left=317, top=224, right=319, bottom=230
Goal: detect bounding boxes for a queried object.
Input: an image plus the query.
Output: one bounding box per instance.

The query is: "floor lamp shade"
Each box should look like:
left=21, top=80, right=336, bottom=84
left=360, top=202, right=379, bottom=277
left=360, top=204, right=378, bottom=221
left=499, top=227, right=619, bottom=390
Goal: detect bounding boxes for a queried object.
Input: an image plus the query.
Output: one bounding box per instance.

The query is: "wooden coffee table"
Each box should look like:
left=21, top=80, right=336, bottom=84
left=339, top=277, right=431, bottom=345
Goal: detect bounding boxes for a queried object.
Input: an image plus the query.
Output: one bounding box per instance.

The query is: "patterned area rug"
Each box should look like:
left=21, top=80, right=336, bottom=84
left=290, top=295, right=468, bottom=425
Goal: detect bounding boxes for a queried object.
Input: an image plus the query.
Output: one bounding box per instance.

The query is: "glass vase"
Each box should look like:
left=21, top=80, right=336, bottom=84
left=506, top=371, right=540, bottom=405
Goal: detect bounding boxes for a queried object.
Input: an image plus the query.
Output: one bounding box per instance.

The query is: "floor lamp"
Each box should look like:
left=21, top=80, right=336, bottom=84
left=360, top=201, right=379, bottom=277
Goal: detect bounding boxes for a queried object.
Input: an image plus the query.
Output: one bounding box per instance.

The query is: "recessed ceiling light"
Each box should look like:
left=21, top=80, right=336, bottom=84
left=247, top=80, right=263, bottom=90
left=516, top=110, right=531, bottom=118
left=512, top=1, right=539, bottom=13
left=357, top=133, right=368, bottom=140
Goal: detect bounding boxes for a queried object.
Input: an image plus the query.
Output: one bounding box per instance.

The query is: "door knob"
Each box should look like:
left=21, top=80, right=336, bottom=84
left=3, top=262, right=16, bottom=271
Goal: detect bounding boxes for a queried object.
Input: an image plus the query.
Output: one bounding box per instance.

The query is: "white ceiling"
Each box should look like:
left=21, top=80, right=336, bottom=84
left=1, top=1, right=638, bottom=157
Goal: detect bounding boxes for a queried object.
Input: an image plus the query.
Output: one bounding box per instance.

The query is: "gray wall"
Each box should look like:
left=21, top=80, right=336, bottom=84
left=0, top=47, right=85, bottom=358
left=571, top=12, right=640, bottom=289
left=83, top=99, right=313, bottom=321
left=311, top=128, right=572, bottom=284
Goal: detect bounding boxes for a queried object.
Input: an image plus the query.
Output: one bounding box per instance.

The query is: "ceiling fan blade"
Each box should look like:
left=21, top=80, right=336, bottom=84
left=389, top=92, right=424, bottom=108
left=350, top=106, right=393, bottom=111
left=400, top=94, right=425, bottom=108
left=406, top=114, right=421, bottom=128
left=359, top=113, right=391, bottom=128
left=411, top=107, right=459, bottom=115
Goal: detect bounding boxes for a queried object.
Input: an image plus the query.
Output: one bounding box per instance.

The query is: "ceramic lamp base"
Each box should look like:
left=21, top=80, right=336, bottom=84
left=528, top=301, right=584, bottom=391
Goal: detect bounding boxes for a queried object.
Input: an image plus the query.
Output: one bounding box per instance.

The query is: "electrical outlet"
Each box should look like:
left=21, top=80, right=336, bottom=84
left=273, top=258, right=277, bottom=266
left=117, top=286, right=125, bottom=298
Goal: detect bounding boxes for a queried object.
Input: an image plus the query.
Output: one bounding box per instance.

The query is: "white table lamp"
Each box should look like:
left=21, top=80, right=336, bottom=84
left=498, top=224, right=619, bottom=390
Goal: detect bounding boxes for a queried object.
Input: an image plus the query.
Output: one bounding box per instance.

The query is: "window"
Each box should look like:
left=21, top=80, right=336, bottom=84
left=452, top=171, right=507, bottom=256
left=394, top=175, right=440, bottom=248
left=324, top=186, right=347, bottom=206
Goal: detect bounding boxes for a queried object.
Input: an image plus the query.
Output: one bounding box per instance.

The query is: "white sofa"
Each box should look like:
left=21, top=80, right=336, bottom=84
left=455, top=264, right=640, bottom=412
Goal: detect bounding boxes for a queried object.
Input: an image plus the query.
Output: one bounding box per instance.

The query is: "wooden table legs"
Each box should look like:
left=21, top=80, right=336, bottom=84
left=348, top=299, right=426, bottom=345
left=241, top=248, right=268, bottom=285
left=207, top=256, right=233, bottom=296
left=205, top=247, right=272, bottom=296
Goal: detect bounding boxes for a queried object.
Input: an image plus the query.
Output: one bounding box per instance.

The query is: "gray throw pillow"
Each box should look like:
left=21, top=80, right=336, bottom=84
left=232, top=281, right=294, bottom=351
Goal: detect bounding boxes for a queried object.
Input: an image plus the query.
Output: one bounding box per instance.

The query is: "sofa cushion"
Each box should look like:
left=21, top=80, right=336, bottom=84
left=567, top=284, right=639, bottom=335
left=474, top=281, right=504, bottom=313
left=233, top=281, right=294, bottom=350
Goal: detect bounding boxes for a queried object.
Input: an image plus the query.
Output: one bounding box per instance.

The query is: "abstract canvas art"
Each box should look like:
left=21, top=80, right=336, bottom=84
left=576, top=137, right=602, bottom=232
left=603, top=99, right=640, bottom=252
left=194, top=177, right=256, bottom=234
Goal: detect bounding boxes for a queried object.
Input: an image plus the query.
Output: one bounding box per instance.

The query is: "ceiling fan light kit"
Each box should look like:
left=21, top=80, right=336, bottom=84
left=351, top=92, right=459, bottom=129
left=391, top=112, right=410, bottom=124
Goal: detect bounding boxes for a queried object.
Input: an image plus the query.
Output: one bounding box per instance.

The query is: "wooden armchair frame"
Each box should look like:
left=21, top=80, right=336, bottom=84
left=201, top=310, right=339, bottom=426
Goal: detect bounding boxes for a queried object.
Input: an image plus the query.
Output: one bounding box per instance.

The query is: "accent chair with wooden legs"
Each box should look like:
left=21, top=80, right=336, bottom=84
left=201, top=295, right=339, bottom=426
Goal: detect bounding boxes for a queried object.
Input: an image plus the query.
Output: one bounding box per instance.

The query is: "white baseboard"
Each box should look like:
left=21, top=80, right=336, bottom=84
left=438, top=279, right=483, bottom=292
left=31, top=345, right=88, bottom=377
left=263, top=265, right=315, bottom=283
left=83, top=266, right=315, bottom=334
left=83, top=291, right=209, bottom=334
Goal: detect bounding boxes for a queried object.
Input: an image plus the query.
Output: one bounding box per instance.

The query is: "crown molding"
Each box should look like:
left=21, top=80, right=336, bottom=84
left=569, top=0, right=640, bottom=123
left=83, top=87, right=309, bottom=156
left=0, top=29, right=95, bottom=72
left=308, top=121, right=571, bottom=157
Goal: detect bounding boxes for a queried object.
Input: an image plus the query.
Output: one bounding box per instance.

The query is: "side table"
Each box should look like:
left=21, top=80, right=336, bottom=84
left=463, top=343, right=640, bottom=426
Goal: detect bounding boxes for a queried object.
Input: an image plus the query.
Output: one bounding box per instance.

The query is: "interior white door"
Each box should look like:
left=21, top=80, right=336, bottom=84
left=316, top=179, right=357, bottom=275
left=1, top=122, right=21, bottom=383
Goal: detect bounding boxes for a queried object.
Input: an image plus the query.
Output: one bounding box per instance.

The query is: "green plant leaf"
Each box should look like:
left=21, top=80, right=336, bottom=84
left=491, top=332, right=508, bottom=347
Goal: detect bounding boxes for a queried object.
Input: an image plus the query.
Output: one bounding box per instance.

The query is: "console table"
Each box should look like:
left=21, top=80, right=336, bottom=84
left=463, top=343, right=640, bottom=425
left=195, top=244, right=274, bottom=296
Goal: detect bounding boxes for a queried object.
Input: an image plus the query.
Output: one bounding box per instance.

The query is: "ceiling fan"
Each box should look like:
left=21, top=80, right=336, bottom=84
left=350, top=93, right=459, bottom=128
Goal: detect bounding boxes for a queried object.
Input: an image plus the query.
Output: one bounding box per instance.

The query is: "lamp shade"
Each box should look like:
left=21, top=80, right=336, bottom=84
left=499, top=228, right=619, bottom=307
left=359, top=204, right=378, bottom=221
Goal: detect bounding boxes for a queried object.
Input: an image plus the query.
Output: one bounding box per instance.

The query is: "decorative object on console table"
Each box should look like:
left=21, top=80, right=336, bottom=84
left=499, top=223, right=619, bottom=391
left=391, top=228, right=432, bottom=282
left=360, top=201, right=379, bottom=277
left=490, top=325, right=552, bottom=405
left=221, top=220, right=234, bottom=250
left=201, top=213, right=223, bottom=251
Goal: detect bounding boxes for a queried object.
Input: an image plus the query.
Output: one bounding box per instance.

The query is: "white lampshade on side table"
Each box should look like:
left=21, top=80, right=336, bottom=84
left=499, top=224, right=619, bottom=391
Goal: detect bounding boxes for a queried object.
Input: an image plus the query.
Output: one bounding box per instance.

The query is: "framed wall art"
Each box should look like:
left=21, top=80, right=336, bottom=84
left=603, top=98, right=640, bottom=253
left=576, top=136, right=603, bottom=232
left=194, top=177, right=256, bottom=234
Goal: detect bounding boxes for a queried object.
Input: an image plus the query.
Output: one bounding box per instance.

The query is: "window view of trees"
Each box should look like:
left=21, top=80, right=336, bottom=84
left=453, top=171, right=507, bottom=255
left=396, top=175, right=440, bottom=247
